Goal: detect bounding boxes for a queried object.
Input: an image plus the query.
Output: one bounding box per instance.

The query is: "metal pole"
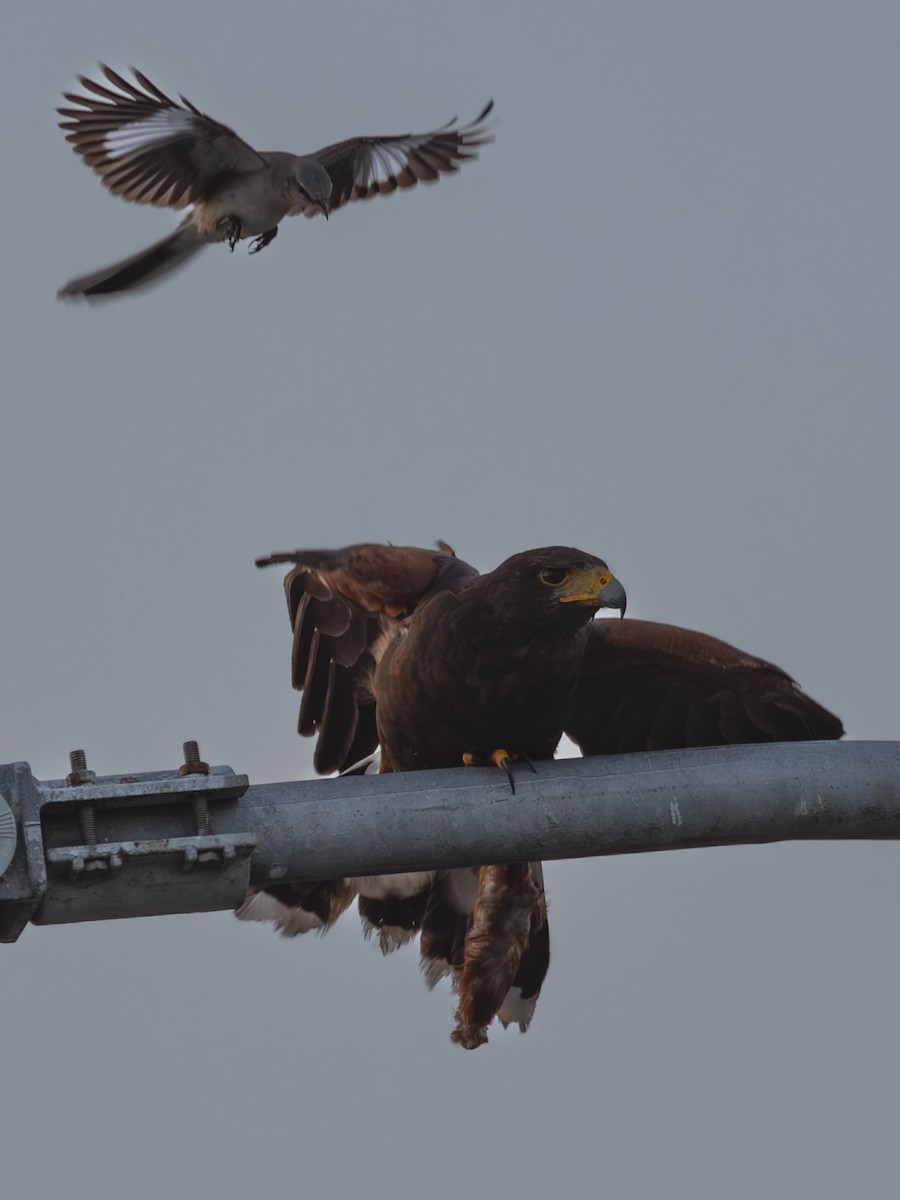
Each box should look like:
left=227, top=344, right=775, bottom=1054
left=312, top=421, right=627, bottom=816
left=3, top=741, right=899, bottom=938
left=224, top=740, right=900, bottom=884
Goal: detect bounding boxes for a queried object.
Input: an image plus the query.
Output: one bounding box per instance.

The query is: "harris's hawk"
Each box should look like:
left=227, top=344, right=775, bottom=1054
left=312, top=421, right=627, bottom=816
left=239, top=542, right=842, bottom=1048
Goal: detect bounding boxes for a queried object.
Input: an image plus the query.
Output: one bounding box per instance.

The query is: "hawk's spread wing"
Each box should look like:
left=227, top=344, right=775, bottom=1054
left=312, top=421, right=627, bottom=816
left=255, top=542, right=472, bottom=773
left=565, top=618, right=843, bottom=753
left=290, top=102, right=494, bottom=216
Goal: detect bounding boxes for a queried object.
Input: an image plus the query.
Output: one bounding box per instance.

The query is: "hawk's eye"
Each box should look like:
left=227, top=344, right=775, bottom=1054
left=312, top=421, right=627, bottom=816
left=540, top=567, right=568, bottom=587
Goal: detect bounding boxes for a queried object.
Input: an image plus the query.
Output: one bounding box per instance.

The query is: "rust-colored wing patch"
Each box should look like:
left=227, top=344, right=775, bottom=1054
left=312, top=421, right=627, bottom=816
left=566, top=618, right=843, bottom=754
left=255, top=543, right=459, bottom=773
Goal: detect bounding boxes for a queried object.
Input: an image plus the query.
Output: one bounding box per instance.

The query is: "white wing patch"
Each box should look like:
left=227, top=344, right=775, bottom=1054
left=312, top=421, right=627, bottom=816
left=358, top=135, right=433, bottom=187
left=104, top=110, right=197, bottom=157
left=360, top=919, right=419, bottom=954
left=339, top=750, right=381, bottom=775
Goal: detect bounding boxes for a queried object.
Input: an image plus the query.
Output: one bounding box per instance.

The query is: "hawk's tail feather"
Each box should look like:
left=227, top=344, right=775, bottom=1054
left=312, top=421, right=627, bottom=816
left=359, top=893, right=425, bottom=955
left=498, top=875, right=550, bottom=1031
left=360, top=920, right=420, bottom=954
left=421, top=957, right=454, bottom=991
left=237, top=862, right=549, bottom=1048
left=419, top=867, right=477, bottom=983
left=355, top=873, right=436, bottom=954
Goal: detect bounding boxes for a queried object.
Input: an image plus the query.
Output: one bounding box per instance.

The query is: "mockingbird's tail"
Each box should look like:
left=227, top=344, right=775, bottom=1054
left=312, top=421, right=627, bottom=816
left=58, top=218, right=206, bottom=299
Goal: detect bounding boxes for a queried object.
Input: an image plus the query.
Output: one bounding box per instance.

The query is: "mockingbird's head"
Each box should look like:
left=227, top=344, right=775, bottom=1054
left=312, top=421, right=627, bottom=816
left=294, top=161, right=333, bottom=218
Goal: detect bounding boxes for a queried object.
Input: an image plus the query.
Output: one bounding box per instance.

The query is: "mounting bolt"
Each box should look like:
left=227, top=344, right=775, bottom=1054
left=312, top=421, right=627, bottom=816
left=79, top=805, right=97, bottom=846
left=179, top=741, right=210, bottom=777
left=67, top=749, right=96, bottom=787
left=179, top=741, right=213, bottom=837
left=192, top=795, right=212, bottom=837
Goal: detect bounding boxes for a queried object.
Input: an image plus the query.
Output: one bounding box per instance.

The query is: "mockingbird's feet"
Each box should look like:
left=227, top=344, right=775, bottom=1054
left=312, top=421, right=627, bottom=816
left=216, top=215, right=242, bottom=251
left=249, top=227, right=279, bottom=254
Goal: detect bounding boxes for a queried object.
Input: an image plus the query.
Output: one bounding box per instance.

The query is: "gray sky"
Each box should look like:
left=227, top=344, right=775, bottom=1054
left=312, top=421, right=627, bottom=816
left=3, top=2, right=900, bottom=1196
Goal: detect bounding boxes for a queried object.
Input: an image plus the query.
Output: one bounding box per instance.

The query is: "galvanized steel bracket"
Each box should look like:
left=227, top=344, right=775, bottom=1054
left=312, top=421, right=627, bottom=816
left=0, top=761, right=252, bottom=941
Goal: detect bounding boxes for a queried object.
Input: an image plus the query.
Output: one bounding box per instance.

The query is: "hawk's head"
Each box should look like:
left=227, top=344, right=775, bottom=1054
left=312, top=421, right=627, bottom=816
left=484, top=546, right=627, bottom=631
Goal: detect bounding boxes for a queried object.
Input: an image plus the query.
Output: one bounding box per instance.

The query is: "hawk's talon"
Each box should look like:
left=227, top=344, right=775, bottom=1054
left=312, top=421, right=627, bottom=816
left=462, top=748, right=530, bottom=794
left=516, top=752, right=538, bottom=775
left=496, top=754, right=516, bottom=795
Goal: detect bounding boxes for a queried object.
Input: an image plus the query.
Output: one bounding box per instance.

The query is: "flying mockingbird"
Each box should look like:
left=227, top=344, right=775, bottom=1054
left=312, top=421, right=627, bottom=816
left=57, top=66, right=494, bottom=300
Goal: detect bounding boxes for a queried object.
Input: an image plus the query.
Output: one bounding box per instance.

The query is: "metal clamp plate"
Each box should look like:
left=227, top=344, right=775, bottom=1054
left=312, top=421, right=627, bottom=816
left=0, top=793, right=15, bottom=879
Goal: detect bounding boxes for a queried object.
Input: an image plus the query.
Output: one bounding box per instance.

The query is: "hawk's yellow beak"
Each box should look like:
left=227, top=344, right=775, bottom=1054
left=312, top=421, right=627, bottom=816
left=558, top=567, right=627, bottom=615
